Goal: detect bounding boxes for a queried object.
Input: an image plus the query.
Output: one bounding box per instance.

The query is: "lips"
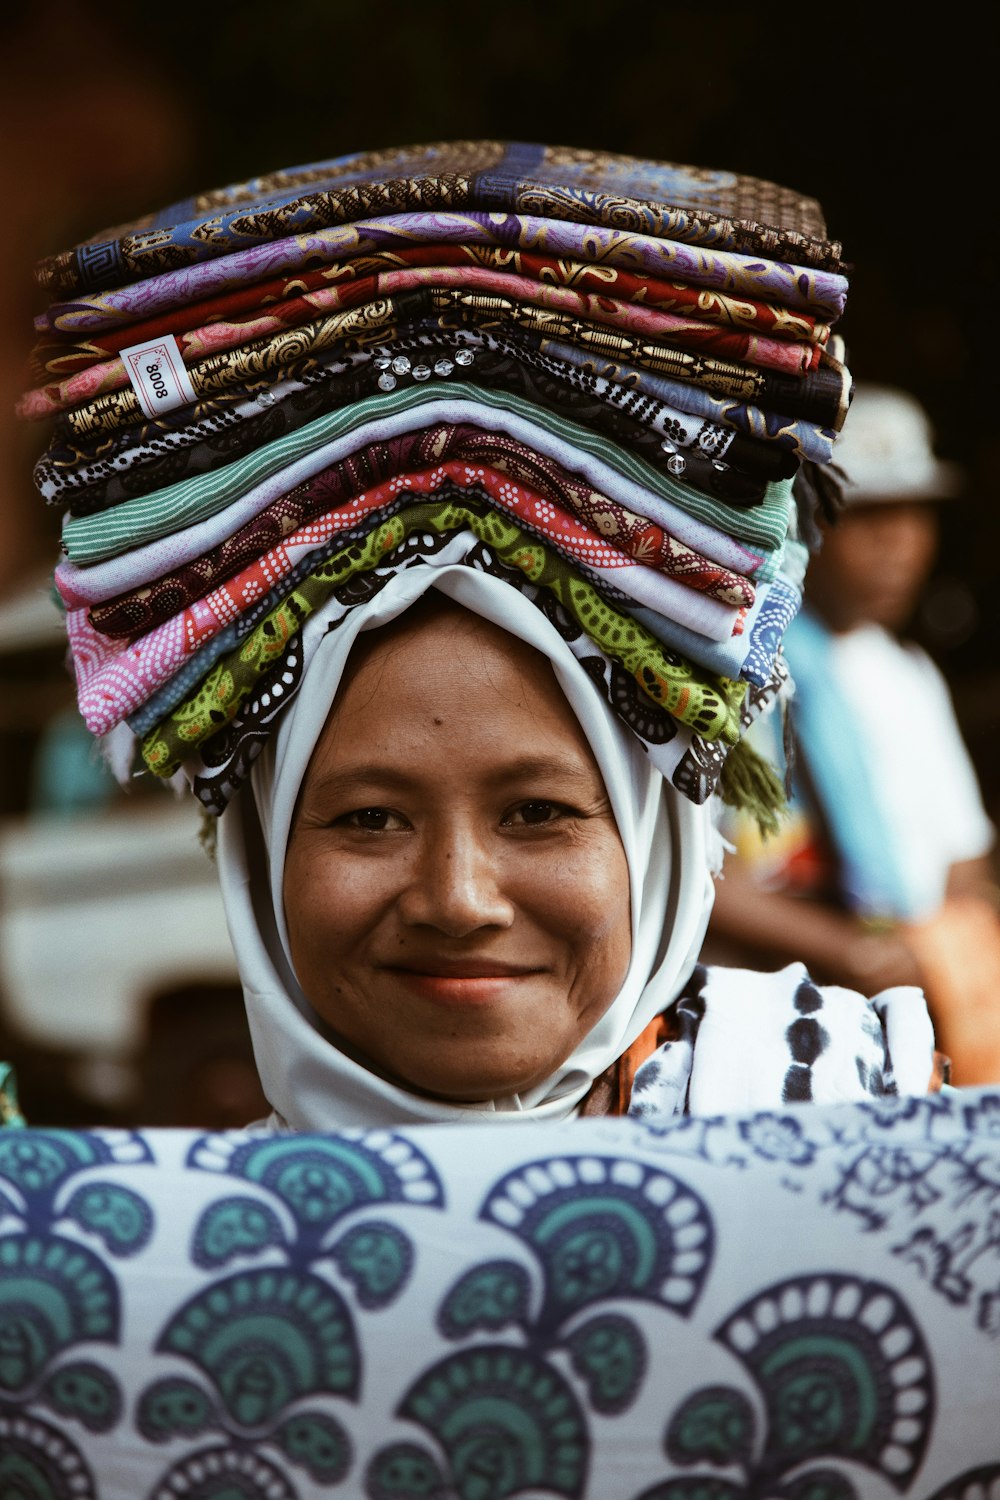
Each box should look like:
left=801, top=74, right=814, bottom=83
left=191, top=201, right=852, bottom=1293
left=383, top=958, right=543, bottom=1006
left=387, top=957, right=539, bottom=978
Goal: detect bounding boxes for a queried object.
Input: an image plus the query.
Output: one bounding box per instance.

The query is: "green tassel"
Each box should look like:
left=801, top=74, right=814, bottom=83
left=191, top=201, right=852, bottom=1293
left=0, top=1062, right=27, bottom=1128
left=719, top=737, right=788, bottom=840
left=197, top=807, right=218, bottom=862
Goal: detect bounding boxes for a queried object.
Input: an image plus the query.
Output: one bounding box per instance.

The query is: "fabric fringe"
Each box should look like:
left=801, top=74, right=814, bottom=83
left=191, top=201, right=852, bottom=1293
left=197, top=807, right=218, bottom=861
left=96, top=721, right=139, bottom=787
left=792, top=456, right=848, bottom=551
left=719, top=736, right=787, bottom=840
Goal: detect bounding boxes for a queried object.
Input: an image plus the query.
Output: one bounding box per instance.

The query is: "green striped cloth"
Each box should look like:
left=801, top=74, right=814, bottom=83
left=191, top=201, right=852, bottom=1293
left=60, top=381, right=794, bottom=566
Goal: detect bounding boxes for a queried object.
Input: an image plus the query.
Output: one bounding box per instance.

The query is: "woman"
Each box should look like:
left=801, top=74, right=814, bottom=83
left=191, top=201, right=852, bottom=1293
left=18, top=139, right=942, bottom=1129
left=217, top=569, right=939, bottom=1132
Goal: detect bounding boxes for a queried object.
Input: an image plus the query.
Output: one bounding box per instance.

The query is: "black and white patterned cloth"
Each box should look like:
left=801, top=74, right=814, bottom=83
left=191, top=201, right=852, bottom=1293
left=631, top=960, right=937, bottom=1117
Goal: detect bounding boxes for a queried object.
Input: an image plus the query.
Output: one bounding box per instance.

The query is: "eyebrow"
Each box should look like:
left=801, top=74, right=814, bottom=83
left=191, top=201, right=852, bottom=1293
left=305, top=754, right=605, bottom=799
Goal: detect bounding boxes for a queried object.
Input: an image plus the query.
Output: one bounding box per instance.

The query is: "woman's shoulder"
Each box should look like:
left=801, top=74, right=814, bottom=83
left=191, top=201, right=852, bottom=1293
left=636, top=960, right=939, bottom=1117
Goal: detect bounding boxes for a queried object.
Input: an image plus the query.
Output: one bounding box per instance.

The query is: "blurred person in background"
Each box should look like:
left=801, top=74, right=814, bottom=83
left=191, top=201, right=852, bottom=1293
left=705, top=381, right=1000, bottom=1085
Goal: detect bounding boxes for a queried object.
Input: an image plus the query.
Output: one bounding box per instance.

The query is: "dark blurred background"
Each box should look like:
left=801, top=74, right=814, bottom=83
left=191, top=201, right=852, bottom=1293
left=1, top=1, right=996, bottom=1125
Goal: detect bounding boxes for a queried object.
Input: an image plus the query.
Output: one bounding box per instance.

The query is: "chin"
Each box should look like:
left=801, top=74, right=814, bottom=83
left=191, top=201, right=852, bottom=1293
left=403, top=1058, right=554, bottom=1104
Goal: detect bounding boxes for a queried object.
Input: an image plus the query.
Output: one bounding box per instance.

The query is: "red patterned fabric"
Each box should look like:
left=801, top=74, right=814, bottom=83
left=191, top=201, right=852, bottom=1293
left=85, top=421, right=757, bottom=641
left=21, top=263, right=822, bottom=422
left=31, top=243, right=829, bottom=379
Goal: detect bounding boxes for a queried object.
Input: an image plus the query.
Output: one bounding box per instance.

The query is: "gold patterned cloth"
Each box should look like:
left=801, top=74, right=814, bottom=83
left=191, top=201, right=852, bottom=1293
left=30, top=242, right=832, bottom=381
left=34, top=291, right=851, bottom=441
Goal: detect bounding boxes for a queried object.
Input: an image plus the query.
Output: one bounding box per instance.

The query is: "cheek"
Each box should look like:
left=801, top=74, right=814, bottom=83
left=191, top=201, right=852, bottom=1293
left=592, top=857, right=634, bottom=988
left=522, top=837, right=632, bottom=975
left=282, top=850, right=325, bottom=983
left=283, top=843, right=384, bottom=971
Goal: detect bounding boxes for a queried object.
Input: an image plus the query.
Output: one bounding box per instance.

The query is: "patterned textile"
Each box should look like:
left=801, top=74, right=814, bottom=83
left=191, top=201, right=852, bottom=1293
left=68, top=474, right=752, bottom=743
left=84, top=421, right=758, bottom=642
left=1, top=1091, right=998, bottom=1495
left=57, top=381, right=796, bottom=569
left=430, top=293, right=845, bottom=420
left=31, top=241, right=831, bottom=380
left=34, top=289, right=849, bottom=440
left=634, top=960, right=937, bottom=1113
left=126, top=491, right=749, bottom=770
left=633, top=570, right=803, bottom=689
left=37, top=332, right=791, bottom=517
left=21, top=138, right=853, bottom=824
left=537, top=334, right=844, bottom=464
left=123, top=560, right=800, bottom=756
left=34, top=139, right=846, bottom=297
left=22, top=261, right=822, bottom=418
left=163, top=529, right=789, bottom=818
left=37, top=210, right=849, bottom=343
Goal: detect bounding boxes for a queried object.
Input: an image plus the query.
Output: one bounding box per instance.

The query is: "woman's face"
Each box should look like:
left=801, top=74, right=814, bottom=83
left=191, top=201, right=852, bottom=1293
left=283, top=602, right=632, bottom=1102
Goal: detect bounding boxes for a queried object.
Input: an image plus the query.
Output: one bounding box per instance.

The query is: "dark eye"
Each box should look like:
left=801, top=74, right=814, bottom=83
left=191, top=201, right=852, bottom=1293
left=339, top=807, right=404, bottom=831
left=505, top=801, right=571, bottom=827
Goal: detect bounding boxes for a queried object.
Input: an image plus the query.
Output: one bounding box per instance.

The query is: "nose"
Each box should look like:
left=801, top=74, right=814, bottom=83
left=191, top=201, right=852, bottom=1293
left=398, top=822, right=516, bottom=936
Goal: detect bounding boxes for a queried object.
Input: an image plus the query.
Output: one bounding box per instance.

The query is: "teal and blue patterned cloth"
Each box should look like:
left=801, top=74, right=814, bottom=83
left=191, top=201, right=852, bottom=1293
left=1, top=1089, right=997, bottom=1496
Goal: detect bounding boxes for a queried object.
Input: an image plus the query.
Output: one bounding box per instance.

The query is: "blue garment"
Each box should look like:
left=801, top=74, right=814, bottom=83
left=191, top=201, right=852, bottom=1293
left=784, top=607, right=917, bottom=918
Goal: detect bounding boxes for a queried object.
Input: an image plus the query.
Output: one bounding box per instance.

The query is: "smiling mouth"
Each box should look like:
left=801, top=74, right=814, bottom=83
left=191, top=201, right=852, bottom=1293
left=388, top=960, right=540, bottom=979
left=384, top=963, right=542, bottom=1005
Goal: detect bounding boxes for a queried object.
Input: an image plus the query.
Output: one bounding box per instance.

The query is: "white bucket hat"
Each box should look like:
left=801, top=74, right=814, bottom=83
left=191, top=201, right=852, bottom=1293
left=834, top=382, right=964, bottom=504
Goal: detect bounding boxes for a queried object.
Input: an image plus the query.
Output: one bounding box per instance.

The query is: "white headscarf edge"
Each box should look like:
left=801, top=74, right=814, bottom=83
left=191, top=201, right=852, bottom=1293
left=217, top=563, right=717, bottom=1130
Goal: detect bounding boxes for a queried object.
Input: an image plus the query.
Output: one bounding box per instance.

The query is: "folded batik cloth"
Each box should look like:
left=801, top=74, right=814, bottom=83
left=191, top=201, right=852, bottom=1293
left=27, top=288, right=850, bottom=443
left=54, top=382, right=796, bottom=569
left=35, top=332, right=798, bottom=516
left=139, top=519, right=791, bottom=818
left=78, top=421, right=761, bottom=637
left=67, top=472, right=755, bottom=732
left=33, top=140, right=847, bottom=297
left=23, top=262, right=828, bottom=419
left=23, top=139, right=853, bottom=827
left=31, top=242, right=832, bottom=381
left=35, top=207, right=845, bottom=339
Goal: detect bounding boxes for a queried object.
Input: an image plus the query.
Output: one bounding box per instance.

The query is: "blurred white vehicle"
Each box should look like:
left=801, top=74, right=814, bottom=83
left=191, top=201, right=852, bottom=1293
left=0, top=573, right=257, bottom=1125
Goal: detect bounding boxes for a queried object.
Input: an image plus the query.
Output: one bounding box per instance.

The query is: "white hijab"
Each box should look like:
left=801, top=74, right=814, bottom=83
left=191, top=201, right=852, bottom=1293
left=216, top=564, right=718, bottom=1130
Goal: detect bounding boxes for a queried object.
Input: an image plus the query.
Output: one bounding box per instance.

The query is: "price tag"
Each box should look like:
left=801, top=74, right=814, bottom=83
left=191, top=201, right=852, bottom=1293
left=120, top=334, right=197, bottom=418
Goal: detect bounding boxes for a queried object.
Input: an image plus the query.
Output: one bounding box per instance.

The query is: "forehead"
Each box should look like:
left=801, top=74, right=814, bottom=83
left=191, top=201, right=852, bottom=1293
left=345, top=596, right=548, bottom=684
left=306, top=598, right=602, bottom=776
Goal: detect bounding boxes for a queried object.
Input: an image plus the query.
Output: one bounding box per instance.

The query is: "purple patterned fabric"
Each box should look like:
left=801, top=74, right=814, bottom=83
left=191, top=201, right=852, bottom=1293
left=37, top=211, right=849, bottom=338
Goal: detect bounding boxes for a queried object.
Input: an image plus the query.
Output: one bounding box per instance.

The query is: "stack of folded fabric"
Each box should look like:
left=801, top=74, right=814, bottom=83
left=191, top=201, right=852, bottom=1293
left=19, top=140, right=852, bottom=825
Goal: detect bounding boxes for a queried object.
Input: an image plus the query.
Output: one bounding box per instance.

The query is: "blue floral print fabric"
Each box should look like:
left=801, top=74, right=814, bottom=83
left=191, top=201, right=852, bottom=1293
left=1, top=1087, right=998, bottom=1496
